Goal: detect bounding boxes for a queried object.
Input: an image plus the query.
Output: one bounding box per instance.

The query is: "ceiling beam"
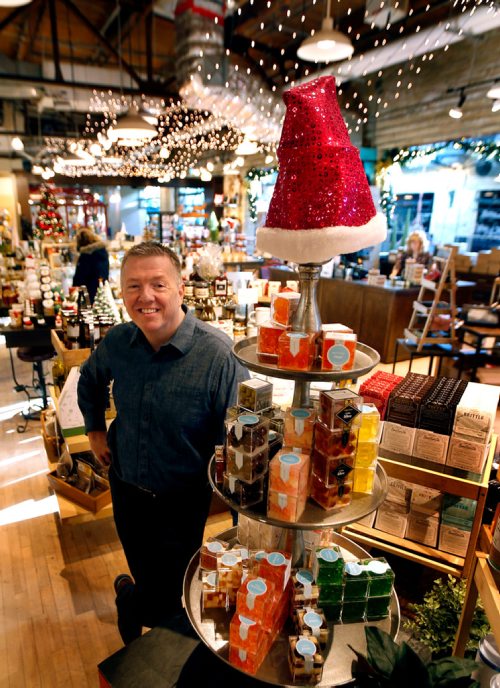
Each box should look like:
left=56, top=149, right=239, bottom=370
left=0, top=2, right=32, bottom=34
left=60, top=0, right=144, bottom=88
left=17, top=0, right=45, bottom=62
left=145, top=7, right=154, bottom=83
left=48, top=0, right=63, bottom=82
left=0, top=72, right=178, bottom=100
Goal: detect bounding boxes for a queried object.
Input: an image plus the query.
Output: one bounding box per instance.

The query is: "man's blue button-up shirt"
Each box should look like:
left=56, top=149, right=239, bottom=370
left=77, top=309, right=249, bottom=495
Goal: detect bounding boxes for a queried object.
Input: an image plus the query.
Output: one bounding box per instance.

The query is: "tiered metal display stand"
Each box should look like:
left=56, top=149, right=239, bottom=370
left=183, top=264, right=399, bottom=687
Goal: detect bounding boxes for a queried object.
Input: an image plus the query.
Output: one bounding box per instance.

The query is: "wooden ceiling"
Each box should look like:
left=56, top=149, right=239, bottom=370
left=0, top=0, right=473, bottom=95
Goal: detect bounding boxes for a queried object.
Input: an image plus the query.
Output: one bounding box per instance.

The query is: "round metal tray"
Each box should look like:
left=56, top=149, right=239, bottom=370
left=209, top=456, right=387, bottom=530
left=183, top=526, right=400, bottom=688
left=233, top=337, right=380, bottom=383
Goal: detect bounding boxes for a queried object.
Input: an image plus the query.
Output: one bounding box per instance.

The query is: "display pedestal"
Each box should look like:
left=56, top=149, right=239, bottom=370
left=184, top=261, right=394, bottom=687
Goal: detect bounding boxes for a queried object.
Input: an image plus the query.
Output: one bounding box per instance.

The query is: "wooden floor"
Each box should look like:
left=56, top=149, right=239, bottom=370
left=0, top=342, right=232, bottom=688
left=0, top=337, right=497, bottom=688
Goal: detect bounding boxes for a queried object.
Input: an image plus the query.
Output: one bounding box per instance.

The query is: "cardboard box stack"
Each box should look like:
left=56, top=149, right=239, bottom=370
left=445, top=382, right=499, bottom=480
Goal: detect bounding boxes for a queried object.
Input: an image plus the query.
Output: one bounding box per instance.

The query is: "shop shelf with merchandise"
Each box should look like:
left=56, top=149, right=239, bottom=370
left=344, top=437, right=497, bottom=580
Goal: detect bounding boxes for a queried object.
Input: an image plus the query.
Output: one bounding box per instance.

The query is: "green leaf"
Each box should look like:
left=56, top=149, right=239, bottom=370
left=428, top=657, right=478, bottom=687
left=391, top=642, right=432, bottom=688
left=365, top=627, right=399, bottom=678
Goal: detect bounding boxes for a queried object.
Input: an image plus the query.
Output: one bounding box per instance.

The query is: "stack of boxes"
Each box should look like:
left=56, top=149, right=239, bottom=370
left=412, top=378, right=468, bottom=471
left=380, top=373, right=436, bottom=461
left=438, top=495, right=478, bottom=556
left=359, top=371, right=404, bottom=419
left=256, top=291, right=300, bottom=364
left=222, top=379, right=275, bottom=509
left=446, top=382, right=499, bottom=480
left=310, top=390, right=362, bottom=510
left=229, top=551, right=292, bottom=675
left=353, top=404, right=381, bottom=494
left=268, top=450, right=310, bottom=522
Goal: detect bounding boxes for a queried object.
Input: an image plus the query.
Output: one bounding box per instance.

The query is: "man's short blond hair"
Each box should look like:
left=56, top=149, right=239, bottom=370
left=121, top=242, right=182, bottom=283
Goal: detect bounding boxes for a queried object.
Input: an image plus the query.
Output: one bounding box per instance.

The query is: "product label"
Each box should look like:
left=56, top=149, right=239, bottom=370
left=292, top=408, right=311, bottom=436
left=278, top=493, right=289, bottom=509
left=267, top=552, right=286, bottom=567
left=446, top=437, right=488, bottom=473
left=235, top=450, right=244, bottom=470
left=296, top=637, right=315, bottom=672
left=381, top=422, right=416, bottom=455
left=296, top=569, right=313, bottom=598
left=318, top=547, right=339, bottom=563
left=246, top=578, right=267, bottom=610
left=220, top=553, right=238, bottom=568
left=366, top=560, right=390, bottom=575
left=345, top=562, right=362, bottom=577
left=304, top=610, right=322, bottom=633
left=238, top=615, right=256, bottom=641
left=332, top=462, right=353, bottom=483
left=206, top=541, right=224, bottom=554
left=336, top=404, right=360, bottom=426
left=288, top=332, right=307, bottom=357
left=279, top=453, right=300, bottom=482
left=327, top=344, right=350, bottom=369
left=206, top=572, right=217, bottom=587
left=413, top=430, right=449, bottom=464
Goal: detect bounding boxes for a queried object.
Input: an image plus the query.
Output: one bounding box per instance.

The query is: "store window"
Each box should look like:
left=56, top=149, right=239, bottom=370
left=472, top=190, right=500, bottom=251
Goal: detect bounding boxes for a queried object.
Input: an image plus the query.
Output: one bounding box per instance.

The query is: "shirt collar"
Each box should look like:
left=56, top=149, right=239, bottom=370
left=128, top=305, right=195, bottom=355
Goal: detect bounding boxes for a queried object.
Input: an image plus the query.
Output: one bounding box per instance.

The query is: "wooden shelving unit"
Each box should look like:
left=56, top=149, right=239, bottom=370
left=453, top=548, right=500, bottom=657
left=343, top=437, right=497, bottom=579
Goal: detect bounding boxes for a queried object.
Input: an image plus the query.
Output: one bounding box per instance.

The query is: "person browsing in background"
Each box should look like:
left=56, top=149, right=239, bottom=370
left=77, top=241, right=248, bottom=645
left=390, top=228, right=433, bottom=278
left=73, top=228, right=110, bottom=303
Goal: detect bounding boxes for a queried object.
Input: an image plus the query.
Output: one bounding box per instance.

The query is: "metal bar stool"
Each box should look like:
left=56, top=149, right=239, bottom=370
left=9, top=345, right=55, bottom=433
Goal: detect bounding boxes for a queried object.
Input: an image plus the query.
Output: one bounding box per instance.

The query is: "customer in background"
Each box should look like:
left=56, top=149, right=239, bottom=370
left=391, top=228, right=433, bottom=278
left=73, top=228, right=109, bottom=302
left=77, top=241, right=248, bottom=645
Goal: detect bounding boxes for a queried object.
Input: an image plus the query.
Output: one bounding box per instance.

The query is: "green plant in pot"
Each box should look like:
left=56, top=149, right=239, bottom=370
left=404, top=575, right=490, bottom=658
left=350, top=627, right=479, bottom=687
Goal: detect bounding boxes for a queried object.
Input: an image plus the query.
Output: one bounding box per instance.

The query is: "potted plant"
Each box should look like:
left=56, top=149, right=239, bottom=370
left=350, top=627, right=479, bottom=687
left=405, top=575, right=490, bottom=658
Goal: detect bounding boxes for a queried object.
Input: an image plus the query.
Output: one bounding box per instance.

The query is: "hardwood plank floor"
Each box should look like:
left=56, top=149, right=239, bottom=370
left=0, top=341, right=232, bottom=688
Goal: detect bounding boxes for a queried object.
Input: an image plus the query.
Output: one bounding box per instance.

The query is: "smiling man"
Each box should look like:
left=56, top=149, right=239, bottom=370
left=77, top=241, right=248, bottom=644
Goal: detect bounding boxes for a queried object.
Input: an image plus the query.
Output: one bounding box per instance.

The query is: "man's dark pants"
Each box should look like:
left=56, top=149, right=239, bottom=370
left=109, top=464, right=212, bottom=636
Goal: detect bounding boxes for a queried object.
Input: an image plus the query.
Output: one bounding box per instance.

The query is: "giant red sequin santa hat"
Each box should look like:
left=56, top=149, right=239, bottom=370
left=256, top=75, right=386, bottom=263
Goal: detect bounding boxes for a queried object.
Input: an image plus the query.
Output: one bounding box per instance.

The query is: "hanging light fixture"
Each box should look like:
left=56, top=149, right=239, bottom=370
left=0, top=0, right=33, bottom=6
left=486, top=83, right=500, bottom=100
left=297, top=0, right=353, bottom=63
left=108, top=109, right=157, bottom=144
left=449, top=89, right=466, bottom=119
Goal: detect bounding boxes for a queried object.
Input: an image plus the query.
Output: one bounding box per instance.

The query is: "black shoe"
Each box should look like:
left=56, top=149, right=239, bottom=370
left=114, top=574, right=142, bottom=645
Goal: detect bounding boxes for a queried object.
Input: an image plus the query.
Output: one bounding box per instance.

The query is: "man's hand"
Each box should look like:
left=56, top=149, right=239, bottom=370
left=88, top=430, right=112, bottom=466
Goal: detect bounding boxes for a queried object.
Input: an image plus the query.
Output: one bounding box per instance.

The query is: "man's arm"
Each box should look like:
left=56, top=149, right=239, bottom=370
left=77, top=339, right=113, bottom=465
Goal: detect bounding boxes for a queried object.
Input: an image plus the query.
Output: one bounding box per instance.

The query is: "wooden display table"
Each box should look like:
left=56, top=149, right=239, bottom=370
left=453, top=546, right=500, bottom=657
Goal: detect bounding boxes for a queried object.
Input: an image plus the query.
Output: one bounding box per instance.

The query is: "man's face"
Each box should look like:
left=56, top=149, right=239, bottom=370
left=122, top=255, right=185, bottom=340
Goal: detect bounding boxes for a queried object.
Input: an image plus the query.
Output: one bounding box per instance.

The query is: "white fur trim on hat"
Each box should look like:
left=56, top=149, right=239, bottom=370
left=256, top=213, right=387, bottom=264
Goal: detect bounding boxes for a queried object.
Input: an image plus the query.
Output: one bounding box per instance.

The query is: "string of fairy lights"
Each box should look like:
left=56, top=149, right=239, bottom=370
left=32, top=0, right=499, bottom=180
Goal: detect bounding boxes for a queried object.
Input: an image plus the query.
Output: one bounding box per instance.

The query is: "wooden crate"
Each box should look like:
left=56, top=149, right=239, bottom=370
left=50, top=329, right=90, bottom=369
left=47, top=470, right=111, bottom=513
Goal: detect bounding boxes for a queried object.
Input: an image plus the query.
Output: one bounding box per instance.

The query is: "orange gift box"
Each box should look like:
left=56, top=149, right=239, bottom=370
left=310, top=472, right=352, bottom=510
left=278, top=331, right=316, bottom=372
left=283, top=408, right=316, bottom=451
left=269, top=450, right=310, bottom=495
left=268, top=488, right=308, bottom=523
left=257, top=320, right=287, bottom=361
left=321, top=332, right=357, bottom=371
left=256, top=550, right=292, bottom=590
left=236, top=576, right=279, bottom=631
left=270, top=291, right=300, bottom=327
left=313, top=422, right=358, bottom=458
left=230, top=613, right=270, bottom=656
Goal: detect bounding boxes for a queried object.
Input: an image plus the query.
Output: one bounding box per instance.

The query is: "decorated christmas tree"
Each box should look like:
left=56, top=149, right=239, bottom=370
left=34, top=187, right=66, bottom=240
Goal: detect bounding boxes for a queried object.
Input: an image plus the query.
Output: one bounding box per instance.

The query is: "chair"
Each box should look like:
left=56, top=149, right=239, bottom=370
left=9, top=345, right=55, bottom=433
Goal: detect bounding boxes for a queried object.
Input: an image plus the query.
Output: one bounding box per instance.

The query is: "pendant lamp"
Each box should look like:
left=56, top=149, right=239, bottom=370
left=297, top=0, right=353, bottom=63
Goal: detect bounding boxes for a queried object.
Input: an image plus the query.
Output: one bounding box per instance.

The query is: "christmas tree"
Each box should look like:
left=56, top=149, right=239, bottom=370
left=34, top=187, right=66, bottom=240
